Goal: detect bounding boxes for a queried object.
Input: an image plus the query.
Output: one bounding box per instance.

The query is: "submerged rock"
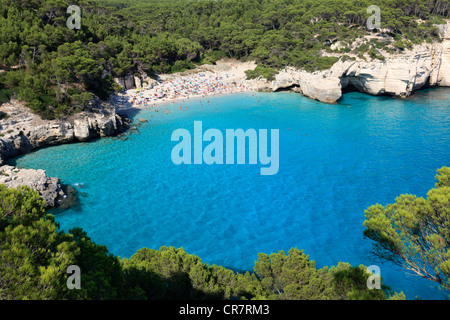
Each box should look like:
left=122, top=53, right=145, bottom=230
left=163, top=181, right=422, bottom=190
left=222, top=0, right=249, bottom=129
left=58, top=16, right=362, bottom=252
left=56, top=185, right=80, bottom=211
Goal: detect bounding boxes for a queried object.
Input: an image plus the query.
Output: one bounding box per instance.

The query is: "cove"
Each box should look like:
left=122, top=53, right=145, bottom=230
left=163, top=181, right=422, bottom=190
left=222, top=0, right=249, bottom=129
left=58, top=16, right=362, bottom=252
left=10, top=89, right=450, bottom=300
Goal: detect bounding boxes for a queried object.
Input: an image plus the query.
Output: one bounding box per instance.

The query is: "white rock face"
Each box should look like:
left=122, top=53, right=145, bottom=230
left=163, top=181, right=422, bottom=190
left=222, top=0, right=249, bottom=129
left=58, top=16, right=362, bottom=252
left=0, top=165, right=64, bottom=207
left=114, top=72, right=159, bottom=90
left=114, top=74, right=136, bottom=90
left=336, top=43, right=443, bottom=97
left=133, top=74, right=159, bottom=90
left=0, top=99, right=127, bottom=203
left=438, top=23, right=450, bottom=86
left=263, top=22, right=450, bottom=103
left=73, top=117, right=94, bottom=141
left=0, top=99, right=124, bottom=164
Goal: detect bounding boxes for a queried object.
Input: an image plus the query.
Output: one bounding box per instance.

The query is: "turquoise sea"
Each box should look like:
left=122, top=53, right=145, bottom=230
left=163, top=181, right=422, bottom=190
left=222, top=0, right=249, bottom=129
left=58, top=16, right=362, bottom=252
left=11, top=89, right=450, bottom=299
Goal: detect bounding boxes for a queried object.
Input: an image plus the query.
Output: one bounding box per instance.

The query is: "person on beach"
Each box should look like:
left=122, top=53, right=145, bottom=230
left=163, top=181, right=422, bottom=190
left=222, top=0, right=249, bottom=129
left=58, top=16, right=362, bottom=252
left=123, top=64, right=256, bottom=109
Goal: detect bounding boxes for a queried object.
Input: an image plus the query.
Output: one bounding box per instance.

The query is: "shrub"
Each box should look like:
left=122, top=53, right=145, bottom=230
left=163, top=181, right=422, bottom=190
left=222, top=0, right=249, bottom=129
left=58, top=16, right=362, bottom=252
left=245, top=65, right=279, bottom=81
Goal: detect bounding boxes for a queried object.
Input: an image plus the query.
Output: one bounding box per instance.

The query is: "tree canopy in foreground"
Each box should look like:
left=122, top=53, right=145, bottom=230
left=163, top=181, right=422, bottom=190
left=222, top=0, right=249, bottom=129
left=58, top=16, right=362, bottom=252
left=0, top=184, right=406, bottom=300
left=364, top=167, right=450, bottom=292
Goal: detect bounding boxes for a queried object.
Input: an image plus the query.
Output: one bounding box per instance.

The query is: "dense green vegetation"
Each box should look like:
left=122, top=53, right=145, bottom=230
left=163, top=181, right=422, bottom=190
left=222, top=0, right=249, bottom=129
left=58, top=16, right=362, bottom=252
left=1, top=164, right=449, bottom=300
left=245, top=65, right=279, bottom=81
left=0, top=0, right=448, bottom=119
left=363, top=167, right=450, bottom=292
left=0, top=183, right=406, bottom=300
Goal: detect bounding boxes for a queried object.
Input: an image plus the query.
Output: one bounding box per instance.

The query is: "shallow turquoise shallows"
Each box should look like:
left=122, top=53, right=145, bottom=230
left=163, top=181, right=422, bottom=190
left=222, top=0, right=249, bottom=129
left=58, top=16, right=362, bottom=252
left=11, top=88, right=450, bottom=299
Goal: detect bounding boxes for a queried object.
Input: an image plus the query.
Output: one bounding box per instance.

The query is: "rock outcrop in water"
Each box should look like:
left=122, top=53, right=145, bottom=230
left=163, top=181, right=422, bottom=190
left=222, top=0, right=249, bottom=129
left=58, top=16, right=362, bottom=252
left=0, top=98, right=131, bottom=204
left=0, top=98, right=128, bottom=165
left=255, top=22, right=450, bottom=103
left=0, top=165, right=64, bottom=207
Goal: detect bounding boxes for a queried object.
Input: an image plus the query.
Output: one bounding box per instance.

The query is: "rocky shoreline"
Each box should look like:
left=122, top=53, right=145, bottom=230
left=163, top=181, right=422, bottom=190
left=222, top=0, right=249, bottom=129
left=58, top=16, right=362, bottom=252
left=0, top=98, right=130, bottom=165
left=0, top=97, right=130, bottom=207
left=1, top=22, right=449, bottom=207
left=249, top=21, right=450, bottom=103
left=0, top=165, right=64, bottom=207
left=116, top=22, right=450, bottom=106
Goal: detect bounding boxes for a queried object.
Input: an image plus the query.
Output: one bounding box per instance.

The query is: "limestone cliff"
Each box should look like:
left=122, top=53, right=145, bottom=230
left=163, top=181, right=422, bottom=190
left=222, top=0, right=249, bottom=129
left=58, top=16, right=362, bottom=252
left=0, top=98, right=127, bottom=166
left=438, top=23, right=450, bottom=86
left=261, top=22, right=450, bottom=103
left=114, top=72, right=159, bottom=90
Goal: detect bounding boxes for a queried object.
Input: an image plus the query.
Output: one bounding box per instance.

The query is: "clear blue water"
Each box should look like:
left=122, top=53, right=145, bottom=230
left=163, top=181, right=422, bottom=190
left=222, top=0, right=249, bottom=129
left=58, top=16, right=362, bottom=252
left=11, top=89, right=450, bottom=300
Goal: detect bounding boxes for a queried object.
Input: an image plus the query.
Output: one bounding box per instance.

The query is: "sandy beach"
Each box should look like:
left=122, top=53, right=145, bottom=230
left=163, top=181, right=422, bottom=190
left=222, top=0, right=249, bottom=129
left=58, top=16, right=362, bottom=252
left=112, top=60, right=258, bottom=111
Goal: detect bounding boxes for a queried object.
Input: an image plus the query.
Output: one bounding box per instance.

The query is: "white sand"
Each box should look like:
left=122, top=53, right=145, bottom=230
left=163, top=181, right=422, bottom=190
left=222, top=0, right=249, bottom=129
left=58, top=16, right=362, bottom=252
left=113, top=60, right=257, bottom=111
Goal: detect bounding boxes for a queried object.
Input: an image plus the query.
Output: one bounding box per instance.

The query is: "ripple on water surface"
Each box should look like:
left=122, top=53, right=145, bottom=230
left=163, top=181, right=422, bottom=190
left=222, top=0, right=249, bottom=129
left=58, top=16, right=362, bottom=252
left=11, top=89, right=450, bottom=299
